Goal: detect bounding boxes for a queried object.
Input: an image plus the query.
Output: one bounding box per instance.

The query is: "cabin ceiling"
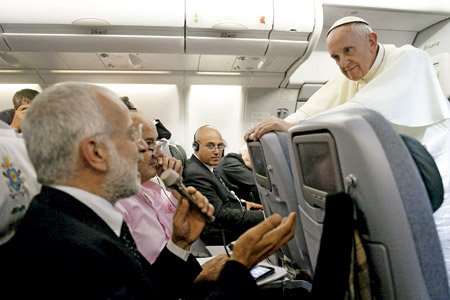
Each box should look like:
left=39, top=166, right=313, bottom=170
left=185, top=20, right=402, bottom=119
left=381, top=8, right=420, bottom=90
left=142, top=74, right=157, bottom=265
left=0, top=2, right=449, bottom=88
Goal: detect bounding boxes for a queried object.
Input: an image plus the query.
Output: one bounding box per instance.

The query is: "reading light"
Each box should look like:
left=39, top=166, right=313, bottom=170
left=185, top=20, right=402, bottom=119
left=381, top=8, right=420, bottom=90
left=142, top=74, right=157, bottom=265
left=196, top=72, right=242, bottom=76
left=0, top=70, right=24, bottom=73
left=49, top=70, right=172, bottom=74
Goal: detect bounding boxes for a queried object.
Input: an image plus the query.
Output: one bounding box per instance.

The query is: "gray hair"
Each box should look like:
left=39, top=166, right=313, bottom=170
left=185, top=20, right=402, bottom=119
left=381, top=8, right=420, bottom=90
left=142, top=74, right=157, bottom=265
left=351, top=22, right=373, bottom=38
left=21, top=82, right=119, bottom=185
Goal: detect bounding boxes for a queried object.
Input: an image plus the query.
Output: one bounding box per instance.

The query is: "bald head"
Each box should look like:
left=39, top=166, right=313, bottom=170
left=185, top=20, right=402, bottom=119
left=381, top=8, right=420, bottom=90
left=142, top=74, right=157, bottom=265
left=194, top=126, right=224, bottom=166
left=326, top=22, right=378, bottom=81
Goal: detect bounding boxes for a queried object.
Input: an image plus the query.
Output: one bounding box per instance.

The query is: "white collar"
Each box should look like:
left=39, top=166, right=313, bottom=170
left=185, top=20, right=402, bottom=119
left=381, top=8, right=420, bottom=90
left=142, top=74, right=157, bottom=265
left=0, top=128, right=17, bottom=137
left=50, top=185, right=123, bottom=237
left=194, top=153, right=214, bottom=173
left=361, top=44, right=385, bottom=83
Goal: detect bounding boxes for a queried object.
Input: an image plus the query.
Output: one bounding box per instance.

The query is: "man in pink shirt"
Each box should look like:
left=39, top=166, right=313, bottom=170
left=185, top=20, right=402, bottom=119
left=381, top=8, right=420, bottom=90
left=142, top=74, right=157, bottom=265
left=115, top=112, right=183, bottom=263
left=116, top=112, right=229, bottom=286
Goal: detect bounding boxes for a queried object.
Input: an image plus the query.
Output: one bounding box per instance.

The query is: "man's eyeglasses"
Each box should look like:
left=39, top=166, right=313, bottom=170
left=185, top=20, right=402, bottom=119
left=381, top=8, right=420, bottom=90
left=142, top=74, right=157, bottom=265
left=147, top=140, right=164, bottom=153
left=198, top=141, right=225, bottom=151
left=130, top=123, right=143, bottom=143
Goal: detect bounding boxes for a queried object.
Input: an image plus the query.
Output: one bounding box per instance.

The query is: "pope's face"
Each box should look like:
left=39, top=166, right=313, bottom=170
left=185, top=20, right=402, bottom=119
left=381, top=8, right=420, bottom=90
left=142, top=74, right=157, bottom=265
left=327, top=25, right=378, bottom=81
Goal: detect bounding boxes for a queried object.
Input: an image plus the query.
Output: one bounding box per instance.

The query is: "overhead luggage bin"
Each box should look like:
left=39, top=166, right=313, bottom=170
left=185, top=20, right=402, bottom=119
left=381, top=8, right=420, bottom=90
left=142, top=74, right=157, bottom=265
left=186, top=0, right=273, bottom=55
left=267, top=0, right=316, bottom=57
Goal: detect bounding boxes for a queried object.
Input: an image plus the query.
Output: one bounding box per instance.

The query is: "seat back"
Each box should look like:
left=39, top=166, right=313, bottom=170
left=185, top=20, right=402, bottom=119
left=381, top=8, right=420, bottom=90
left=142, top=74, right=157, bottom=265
left=288, top=106, right=449, bottom=299
left=247, top=132, right=312, bottom=276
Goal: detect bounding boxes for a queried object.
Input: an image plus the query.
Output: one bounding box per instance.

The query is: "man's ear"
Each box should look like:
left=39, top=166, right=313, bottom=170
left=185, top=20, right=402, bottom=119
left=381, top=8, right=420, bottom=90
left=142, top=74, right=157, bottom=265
left=80, top=137, right=109, bottom=172
left=368, top=32, right=378, bottom=52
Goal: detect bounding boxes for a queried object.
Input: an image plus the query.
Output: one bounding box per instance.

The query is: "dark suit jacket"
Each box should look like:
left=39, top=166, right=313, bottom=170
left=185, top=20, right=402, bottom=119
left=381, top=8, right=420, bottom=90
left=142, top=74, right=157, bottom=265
left=216, top=153, right=261, bottom=204
left=183, top=155, right=264, bottom=245
left=1, top=186, right=202, bottom=299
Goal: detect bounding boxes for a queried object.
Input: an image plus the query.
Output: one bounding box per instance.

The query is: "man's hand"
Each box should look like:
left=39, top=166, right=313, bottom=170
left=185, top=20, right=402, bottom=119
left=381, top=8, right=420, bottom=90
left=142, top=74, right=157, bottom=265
left=10, top=104, right=30, bottom=132
left=171, top=187, right=214, bottom=251
left=156, top=154, right=183, bottom=178
left=244, top=117, right=296, bottom=141
left=230, top=212, right=296, bottom=269
left=240, top=149, right=252, bottom=169
left=194, top=254, right=230, bottom=283
left=245, top=201, right=263, bottom=211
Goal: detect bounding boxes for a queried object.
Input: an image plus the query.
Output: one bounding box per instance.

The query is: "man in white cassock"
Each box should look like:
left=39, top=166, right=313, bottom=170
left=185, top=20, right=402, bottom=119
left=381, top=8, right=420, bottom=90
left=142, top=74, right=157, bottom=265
left=245, top=16, right=450, bottom=284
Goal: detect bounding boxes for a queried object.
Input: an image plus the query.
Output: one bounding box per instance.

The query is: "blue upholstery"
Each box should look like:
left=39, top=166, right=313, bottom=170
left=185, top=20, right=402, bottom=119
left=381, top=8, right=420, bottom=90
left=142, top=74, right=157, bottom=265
left=288, top=106, right=449, bottom=299
left=248, top=132, right=313, bottom=276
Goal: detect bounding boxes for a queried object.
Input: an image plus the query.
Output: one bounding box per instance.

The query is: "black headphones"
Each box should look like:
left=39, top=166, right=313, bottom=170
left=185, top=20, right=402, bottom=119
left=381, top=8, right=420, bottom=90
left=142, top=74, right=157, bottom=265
left=192, top=141, right=200, bottom=151
left=192, top=126, right=204, bottom=151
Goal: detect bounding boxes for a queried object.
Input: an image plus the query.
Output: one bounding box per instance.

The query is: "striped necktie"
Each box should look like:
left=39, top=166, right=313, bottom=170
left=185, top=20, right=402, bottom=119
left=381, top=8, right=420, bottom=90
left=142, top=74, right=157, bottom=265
left=213, top=168, right=244, bottom=211
left=120, top=222, right=142, bottom=266
left=213, top=168, right=229, bottom=190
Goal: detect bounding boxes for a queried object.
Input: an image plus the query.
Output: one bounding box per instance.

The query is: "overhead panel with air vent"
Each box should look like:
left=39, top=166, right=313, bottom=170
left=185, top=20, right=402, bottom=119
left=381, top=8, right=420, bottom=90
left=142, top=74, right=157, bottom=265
left=0, top=0, right=185, bottom=53
left=0, top=0, right=321, bottom=87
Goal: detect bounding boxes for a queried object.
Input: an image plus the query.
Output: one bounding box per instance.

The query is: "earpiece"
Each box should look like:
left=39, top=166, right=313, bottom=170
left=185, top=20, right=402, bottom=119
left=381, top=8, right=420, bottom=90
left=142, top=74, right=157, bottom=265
left=192, top=141, right=199, bottom=151
left=221, top=140, right=227, bottom=158
left=192, top=125, right=211, bottom=152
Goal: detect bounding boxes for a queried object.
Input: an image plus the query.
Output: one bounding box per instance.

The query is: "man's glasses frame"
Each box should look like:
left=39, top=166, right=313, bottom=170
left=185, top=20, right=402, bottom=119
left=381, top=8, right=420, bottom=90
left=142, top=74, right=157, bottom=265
left=198, top=141, right=225, bottom=151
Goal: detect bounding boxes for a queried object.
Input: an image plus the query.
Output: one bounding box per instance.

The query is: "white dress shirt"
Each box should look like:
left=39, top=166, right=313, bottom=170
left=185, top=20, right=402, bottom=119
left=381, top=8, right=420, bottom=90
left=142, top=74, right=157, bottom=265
left=51, top=185, right=189, bottom=261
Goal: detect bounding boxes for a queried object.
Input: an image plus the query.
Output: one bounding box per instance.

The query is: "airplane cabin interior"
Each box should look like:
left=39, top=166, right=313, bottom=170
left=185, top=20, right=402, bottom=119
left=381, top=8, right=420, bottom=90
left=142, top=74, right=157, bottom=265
left=1, top=1, right=450, bottom=299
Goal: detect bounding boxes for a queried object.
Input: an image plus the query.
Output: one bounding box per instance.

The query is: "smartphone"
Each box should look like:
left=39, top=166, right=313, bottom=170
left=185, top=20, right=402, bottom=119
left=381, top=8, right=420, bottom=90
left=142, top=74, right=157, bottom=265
left=250, top=265, right=275, bottom=281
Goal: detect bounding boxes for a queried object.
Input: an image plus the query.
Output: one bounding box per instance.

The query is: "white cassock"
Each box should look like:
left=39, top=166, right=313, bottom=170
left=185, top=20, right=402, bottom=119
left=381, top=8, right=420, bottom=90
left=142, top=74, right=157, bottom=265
left=286, top=43, right=450, bottom=285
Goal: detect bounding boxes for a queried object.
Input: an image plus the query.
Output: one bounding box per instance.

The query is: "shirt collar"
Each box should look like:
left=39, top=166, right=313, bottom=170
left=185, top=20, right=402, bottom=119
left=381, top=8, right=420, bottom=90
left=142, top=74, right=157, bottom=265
left=194, top=153, right=214, bottom=172
left=361, top=43, right=385, bottom=83
left=0, top=127, right=17, bottom=137
left=50, top=185, right=123, bottom=237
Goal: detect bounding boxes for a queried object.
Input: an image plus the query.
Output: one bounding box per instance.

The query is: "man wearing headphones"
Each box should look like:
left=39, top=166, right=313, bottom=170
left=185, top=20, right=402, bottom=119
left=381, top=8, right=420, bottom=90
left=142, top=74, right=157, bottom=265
left=183, top=125, right=264, bottom=245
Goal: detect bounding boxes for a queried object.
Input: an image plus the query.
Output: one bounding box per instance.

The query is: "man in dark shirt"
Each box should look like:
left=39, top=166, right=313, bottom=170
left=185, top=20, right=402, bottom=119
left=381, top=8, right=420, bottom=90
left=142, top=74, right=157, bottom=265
left=216, top=145, right=261, bottom=204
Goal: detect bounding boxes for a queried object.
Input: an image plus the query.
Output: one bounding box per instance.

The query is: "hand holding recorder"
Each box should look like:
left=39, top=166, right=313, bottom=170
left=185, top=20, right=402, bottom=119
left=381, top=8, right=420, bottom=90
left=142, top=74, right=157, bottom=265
left=161, top=169, right=215, bottom=223
left=162, top=169, right=215, bottom=251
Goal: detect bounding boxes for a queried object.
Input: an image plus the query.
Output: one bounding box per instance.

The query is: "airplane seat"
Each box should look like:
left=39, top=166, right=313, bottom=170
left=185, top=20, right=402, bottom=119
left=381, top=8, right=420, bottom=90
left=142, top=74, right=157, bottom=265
left=158, top=138, right=188, bottom=168
left=247, top=131, right=313, bottom=277
left=169, top=143, right=187, bottom=167
left=288, top=106, right=449, bottom=299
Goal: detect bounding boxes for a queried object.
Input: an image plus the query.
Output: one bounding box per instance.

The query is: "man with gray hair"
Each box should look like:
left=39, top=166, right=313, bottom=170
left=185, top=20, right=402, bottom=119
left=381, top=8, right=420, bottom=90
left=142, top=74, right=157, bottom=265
left=1, top=82, right=210, bottom=298
left=1, top=82, right=297, bottom=299
left=245, top=16, right=450, bottom=283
